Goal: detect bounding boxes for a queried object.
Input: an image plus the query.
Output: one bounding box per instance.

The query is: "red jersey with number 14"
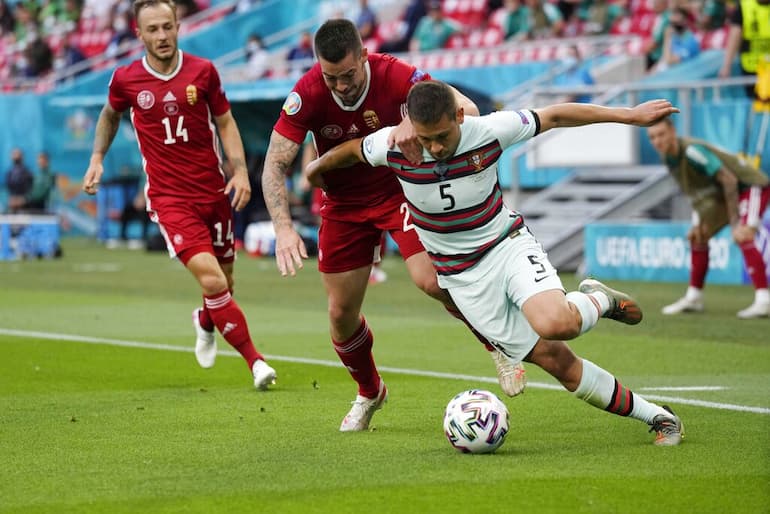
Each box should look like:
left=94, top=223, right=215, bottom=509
left=274, top=53, right=431, bottom=210
left=108, top=51, right=231, bottom=204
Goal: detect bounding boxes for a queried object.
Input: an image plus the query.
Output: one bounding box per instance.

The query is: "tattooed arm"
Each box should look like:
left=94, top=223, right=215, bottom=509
left=262, top=129, right=308, bottom=276
left=216, top=110, right=251, bottom=211
left=83, top=103, right=122, bottom=194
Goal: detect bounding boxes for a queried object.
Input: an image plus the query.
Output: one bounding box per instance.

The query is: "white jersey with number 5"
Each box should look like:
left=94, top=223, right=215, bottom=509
left=362, top=110, right=539, bottom=287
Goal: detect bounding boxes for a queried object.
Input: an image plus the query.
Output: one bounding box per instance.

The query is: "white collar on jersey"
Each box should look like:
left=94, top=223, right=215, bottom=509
left=142, top=50, right=184, bottom=81
left=330, top=60, right=371, bottom=112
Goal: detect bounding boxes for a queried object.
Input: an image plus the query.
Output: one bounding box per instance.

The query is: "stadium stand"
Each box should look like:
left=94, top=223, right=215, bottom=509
left=4, top=0, right=766, bottom=271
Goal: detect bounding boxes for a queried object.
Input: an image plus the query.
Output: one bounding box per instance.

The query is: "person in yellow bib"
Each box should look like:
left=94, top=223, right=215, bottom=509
left=720, top=0, right=770, bottom=100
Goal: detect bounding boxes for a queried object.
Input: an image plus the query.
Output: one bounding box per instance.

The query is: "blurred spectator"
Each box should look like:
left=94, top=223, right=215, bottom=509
left=82, top=0, right=117, bottom=29
left=60, top=0, right=81, bottom=25
left=581, top=0, right=628, bottom=36
left=500, top=0, right=532, bottom=41
left=105, top=12, right=135, bottom=59
left=655, top=7, right=700, bottom=72
left=54, top=31, right=88, bottom=80
left=104, top=167, right=148, bottom=250
left=24, top=151, right=57, bottom=213
left=116, top=182, right=150, bottom=250
left=0, top=0, right=14, bottom=36
left=22, top=33, right=53, bottom=77
left=4, top=148, right=33, bottom=213
left=720, top=0, right=770, bottom=101
left=557, top=0, right=585, bottom=37
left=378, top=0, right=427, bottom=53
left=696, top=0, right=728, bottom=31
left=244, top=33, right=269, bottom=80
left=524, top=0, right=565, bottom=39
left=554, top=44, right=594, bottom=102
left=409, top=0, right=462, bottom=52
left=37, top=0, right=58, bottom=35
left=13, top=2, right=36, bottom=43
left=555, top=0, right=582, bottom=21
left=355, top=0, right=378, bottom=41
left=233, top=151, right=268, bottom=249
left=643, top=0, right=671, bottom=70
left=175, top=0, right=200, bottom=18
left=286, top=31, right=314, bottom=76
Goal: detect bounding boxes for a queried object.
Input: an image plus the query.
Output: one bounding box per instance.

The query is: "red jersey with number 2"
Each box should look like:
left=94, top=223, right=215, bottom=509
left=274, top=53, right=431, bottom=213
left=108, top=51, right=231, bottom=205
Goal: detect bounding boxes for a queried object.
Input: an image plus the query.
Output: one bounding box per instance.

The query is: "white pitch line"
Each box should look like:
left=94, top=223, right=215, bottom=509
left=1, top=328, right=769, bottom=415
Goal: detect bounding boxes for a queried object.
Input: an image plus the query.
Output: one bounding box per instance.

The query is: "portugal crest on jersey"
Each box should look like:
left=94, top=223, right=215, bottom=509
left=469, top=152, right=484, bottom=171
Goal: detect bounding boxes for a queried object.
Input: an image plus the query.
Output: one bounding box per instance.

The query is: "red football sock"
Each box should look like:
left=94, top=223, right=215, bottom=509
left=740, top=241, right=769, bottom=289
left=444, top=304, right=495, bottom=352
left=199, top=296, right=215, bottom=332
left=204, top=290, right=263, bottom=368
left=690, top=244, right=709, bottom=289
left=332, top=316, right=380, bottom=398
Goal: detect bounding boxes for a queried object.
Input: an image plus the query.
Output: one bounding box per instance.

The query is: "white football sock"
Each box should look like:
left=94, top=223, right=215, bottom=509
left=575, top=359, right=667, bottom=424
left=566, top=291, right=600, bottom=334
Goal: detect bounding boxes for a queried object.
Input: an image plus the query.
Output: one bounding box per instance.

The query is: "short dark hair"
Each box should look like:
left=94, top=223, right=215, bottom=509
left=407, top=80, right=457, bottom=125
left=314, top=19, right=362, bottom=63
left=133, top=0, right=177, bottom=23
left=649, top=116, right=675, bottom=128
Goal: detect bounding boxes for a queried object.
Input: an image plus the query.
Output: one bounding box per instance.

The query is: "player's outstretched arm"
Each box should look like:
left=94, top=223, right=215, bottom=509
left=305, top=138, right=365, bottom=190
left=215, top=110, right=251, bottom=211
left=83, top=104, right=122, bottom=195
left=262, top=129, right=307, bottom=277
left=534, top=99, right=679, bottom=134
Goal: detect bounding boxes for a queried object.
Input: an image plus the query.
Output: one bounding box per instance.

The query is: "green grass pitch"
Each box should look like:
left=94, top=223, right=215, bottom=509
left=1, top=239, right=768, bottom=513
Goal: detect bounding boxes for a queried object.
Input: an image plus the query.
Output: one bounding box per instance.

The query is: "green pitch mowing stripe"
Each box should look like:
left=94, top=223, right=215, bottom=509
left=1, top=337, right=769, bottom=514
left=2, top=328, right=769, bottom=416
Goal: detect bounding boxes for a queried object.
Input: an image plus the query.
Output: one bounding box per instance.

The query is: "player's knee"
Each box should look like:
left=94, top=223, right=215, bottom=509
left=199, top=273, right=228, bottom=296
left=327, top=300, right=357, bottom=327
left=529, top=309, right=580, bottom=341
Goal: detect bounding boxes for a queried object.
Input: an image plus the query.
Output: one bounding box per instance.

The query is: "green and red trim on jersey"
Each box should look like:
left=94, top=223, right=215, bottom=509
left=429, top=215, right=524, bottom=275
left=408, top=187, right=504, bottom=234
left=386, top=140, right=503, bottom=184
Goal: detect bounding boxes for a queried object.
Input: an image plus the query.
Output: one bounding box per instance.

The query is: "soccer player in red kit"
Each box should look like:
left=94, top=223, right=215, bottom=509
left=262, top=19, right=525, bottom=432
left=82, top=0, right=276, bottom=390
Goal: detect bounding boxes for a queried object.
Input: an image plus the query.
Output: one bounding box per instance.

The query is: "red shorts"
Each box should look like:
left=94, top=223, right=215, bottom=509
left=149, top=195, right=235, bottom=265
left=317, top=196, right=424, bottom=273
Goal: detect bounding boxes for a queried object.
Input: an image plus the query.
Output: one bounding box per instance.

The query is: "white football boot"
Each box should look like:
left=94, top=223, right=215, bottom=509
left=340, top=380, right=388, bottom=432
left=192, top=308, right=217, bottom=368
left=661, top=296, right=704, bottom=315
left=491, top=350, right=526, bottom=397
left=736, top=301, right=770, bottom=319
left=252, top=359, right=277, bottom=390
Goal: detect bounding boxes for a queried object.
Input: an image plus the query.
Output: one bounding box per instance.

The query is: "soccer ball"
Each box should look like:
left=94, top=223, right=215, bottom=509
left=443, top=389, right=509, bottom=454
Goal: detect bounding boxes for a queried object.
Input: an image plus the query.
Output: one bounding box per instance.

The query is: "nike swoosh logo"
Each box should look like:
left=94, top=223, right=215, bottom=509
left=534, top=275, right=549, bottom=283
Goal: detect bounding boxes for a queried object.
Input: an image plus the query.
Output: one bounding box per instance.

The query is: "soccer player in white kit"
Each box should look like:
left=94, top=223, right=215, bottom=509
left=305, top=80, right=685, bottom=446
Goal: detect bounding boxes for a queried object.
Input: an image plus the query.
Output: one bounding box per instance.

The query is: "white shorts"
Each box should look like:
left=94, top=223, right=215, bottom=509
left=446, top=227, right=564, bottom=363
